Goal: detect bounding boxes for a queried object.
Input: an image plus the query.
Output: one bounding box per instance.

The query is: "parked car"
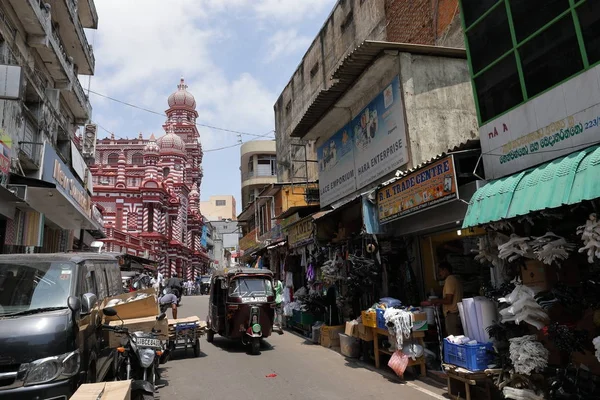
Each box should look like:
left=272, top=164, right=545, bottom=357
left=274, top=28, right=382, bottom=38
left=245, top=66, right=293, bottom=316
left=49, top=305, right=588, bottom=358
left=0, top=252, right=123, bottom=399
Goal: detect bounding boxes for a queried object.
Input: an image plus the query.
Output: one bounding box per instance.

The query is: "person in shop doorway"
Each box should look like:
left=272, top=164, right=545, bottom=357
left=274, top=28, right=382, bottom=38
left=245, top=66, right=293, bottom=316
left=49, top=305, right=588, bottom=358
left=273, top=278, right=284, bottom=335
left=421, top=262, right=463, bottom=336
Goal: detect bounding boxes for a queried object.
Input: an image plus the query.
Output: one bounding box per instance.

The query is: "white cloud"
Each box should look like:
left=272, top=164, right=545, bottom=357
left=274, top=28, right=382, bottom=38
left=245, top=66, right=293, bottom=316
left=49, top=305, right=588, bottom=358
left=265, top=29, right=312, bottom=62
left=252, top=0, right=333, bottom=22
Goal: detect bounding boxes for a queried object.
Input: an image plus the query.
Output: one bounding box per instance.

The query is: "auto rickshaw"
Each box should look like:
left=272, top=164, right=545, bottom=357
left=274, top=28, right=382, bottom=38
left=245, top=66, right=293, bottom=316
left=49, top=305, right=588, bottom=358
left=206, top=268, right=275, bottom=354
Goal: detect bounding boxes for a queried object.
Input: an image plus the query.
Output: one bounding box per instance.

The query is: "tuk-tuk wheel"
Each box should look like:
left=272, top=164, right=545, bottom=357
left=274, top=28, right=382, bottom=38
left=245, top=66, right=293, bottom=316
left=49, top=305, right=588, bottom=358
left=206, top=329, right=214, bottom=343
left=193, top=339, right=200, bottom=357
left=250, top=337, right=260, bottom=355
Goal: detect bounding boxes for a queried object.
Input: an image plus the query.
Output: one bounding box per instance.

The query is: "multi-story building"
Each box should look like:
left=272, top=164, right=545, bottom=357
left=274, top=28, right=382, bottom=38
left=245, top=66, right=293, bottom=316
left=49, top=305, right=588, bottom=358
left=200, top=195, right=237, bottom=221
left=460, top=0, right=600, bottom=222
left=275, top=0, right=467, bottom=184
left=0, top=0, right=101, bottom=253
left=90, top=79, right=210, bottom=278
left=210, top=219, right=241, bottom=267
left=240, top=140, right=277, bottom=209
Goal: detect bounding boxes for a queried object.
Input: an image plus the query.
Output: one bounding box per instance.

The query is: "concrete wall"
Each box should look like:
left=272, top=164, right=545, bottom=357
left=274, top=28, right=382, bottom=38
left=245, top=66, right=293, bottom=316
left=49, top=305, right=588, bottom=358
left=200, top=195, right=237, bottom=221
left=240, top=140, right=277, bottom=208
left=274, top=0, right=387, bottom=183
left=399, top=53, right=478, bottom=166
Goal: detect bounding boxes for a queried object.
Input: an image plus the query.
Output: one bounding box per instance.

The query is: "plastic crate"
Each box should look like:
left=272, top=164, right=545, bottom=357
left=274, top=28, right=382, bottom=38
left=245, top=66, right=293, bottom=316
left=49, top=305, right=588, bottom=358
left=361, top=310, right=377, bottom=328
left=443, top=339, right=494, bottom=371
left=376, top=308, right=387, bottom=329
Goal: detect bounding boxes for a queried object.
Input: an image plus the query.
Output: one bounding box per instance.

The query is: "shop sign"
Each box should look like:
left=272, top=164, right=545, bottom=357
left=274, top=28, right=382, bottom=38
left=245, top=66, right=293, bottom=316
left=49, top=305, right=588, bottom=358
left=200, top=225, right=208, bottom=248
left=42, top=143, right=91, bottom=216
left=480, top=65, right=600, bottom=180
left=377, top=155, right=458, bottom=224
left=260, top=223, right=283, bottom=243
left=239, top=228, right=258, bottom=252
left=281, top=213, right=300, bottom=230
left=70, top=141, right=87, bottom=184
left=317, top=75, right=409, bottom=206
left=0, top=130, right=12, bottom=188
left=287, top=216, right=313, bottom=248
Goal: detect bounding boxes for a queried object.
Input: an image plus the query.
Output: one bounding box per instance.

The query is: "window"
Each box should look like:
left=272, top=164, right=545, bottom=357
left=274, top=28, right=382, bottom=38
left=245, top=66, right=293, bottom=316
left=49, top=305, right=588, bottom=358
left=215, top=200, right=227, bottom=206
left=464, top=0, right=596, bottom=124
left=107, top=153, right=119, bottom=165
left=257, top=154, right=276, bottom=176
left=578, top=0, right=600, bottom=65
left=132, top=153, right=143, bottom=165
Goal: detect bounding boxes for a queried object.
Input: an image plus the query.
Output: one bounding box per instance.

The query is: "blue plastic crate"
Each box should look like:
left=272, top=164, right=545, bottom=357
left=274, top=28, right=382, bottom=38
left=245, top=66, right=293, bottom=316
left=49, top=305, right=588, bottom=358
left=376, top=308, right=387, bottom=329
left=443, top=339, right=494, bottom=371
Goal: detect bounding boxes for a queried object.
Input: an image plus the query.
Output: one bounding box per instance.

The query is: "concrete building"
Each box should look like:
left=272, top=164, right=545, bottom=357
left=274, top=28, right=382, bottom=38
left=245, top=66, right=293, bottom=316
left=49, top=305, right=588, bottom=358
left=200, top=195, right=237, bottom=221
left=274, top=0, right=466, bottom=184
left=90, top=79, right=210, bottom=278
left=240, top=140, right=277, bottom=209
left=0, top=0, right=101, bottom=253
left=209, top=220, right=240, bottom=268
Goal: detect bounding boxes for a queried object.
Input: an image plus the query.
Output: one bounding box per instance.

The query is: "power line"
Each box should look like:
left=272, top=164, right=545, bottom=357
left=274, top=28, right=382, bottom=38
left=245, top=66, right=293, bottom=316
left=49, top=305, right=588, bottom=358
left=94, top=122, right=274, bottom=153
left=87, top=89, right=273, bottom=138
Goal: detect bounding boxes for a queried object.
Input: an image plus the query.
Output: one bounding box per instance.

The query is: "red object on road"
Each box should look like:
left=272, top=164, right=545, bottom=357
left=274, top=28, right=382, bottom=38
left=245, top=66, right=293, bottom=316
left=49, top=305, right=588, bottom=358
left=265, top=374, right=277, bottom=378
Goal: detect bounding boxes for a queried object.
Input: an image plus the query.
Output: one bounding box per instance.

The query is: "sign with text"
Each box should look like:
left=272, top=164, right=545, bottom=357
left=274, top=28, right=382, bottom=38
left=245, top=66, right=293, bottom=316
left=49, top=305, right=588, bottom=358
left=352, top=75, right=409, bottom=188
left=285, top=216, right=313, bottom=248
left=239, top=228, right=258, bottom=252
left=317, top=124, right=357, bottom=207
left=480, top=66, right=600, bottom=180
left=317, top=75, right=409, bottom=206
left=42, top=143, right=91, bottom=216
left=377, top=156, right=458, bottom=224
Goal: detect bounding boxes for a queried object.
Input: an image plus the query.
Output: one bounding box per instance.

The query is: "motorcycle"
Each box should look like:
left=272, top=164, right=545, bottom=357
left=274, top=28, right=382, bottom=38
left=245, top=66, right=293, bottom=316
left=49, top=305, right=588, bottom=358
left=102, top=307, right=167, bottom=400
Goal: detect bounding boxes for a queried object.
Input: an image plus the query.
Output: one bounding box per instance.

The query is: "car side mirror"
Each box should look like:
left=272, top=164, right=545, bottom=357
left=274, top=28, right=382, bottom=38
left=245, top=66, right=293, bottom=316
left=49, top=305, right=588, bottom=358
left=81, top=293, right=98, bottom=315
left=102, top=307, right=118, bottom=317
left=68, top=296, right=81, bottom=313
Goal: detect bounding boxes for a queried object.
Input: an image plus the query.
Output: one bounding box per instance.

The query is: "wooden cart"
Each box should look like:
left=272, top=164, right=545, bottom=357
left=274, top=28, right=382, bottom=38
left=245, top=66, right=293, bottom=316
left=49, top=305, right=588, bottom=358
left=167, top=316, right=207, bottom=358
left=370, top=327, right=427, bottom=377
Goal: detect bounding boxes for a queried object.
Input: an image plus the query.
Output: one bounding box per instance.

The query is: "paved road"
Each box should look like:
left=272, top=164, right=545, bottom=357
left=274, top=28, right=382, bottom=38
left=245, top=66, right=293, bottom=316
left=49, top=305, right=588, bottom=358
left=157, top=295, right=447, bottom=400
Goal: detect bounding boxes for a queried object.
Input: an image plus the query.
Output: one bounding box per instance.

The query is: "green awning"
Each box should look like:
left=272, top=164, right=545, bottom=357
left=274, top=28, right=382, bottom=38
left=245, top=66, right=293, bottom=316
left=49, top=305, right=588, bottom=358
left=463, top=145, right=600, bottom=228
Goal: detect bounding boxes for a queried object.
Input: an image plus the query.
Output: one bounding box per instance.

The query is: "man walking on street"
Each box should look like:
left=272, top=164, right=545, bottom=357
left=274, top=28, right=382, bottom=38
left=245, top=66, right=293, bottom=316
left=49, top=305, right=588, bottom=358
left=273, top=278, right=284, bottom=335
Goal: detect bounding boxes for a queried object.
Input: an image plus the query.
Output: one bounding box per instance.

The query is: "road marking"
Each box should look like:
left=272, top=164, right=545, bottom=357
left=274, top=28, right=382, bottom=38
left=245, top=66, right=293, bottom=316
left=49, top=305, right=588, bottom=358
left=405, top=381, right=446, bottom=399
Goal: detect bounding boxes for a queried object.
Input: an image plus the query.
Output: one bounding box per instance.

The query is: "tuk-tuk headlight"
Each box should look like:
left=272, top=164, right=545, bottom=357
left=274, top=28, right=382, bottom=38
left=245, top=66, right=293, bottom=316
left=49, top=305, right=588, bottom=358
left=138, top=348, right=155, bottom=368
left=252, top=324, right=261, bottom=333
left=24, top=350, right=80, bottom=386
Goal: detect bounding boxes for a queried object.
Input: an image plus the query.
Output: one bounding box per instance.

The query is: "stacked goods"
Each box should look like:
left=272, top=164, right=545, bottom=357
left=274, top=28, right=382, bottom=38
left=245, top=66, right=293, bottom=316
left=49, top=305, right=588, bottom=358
left=168, top=316, right=207, bottom=339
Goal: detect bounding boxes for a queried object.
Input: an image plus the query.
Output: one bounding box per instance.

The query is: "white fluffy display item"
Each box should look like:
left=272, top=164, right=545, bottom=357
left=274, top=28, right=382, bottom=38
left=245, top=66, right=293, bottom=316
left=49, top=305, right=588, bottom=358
left=577, top=213, right=600, bottom=263
left=503, top=387, right=545, bottom=400
left=593, top=336, right=600, bottom=362
left=499, top=285, right=549, bottom=329
left=509, top=335, right=549, bottom=375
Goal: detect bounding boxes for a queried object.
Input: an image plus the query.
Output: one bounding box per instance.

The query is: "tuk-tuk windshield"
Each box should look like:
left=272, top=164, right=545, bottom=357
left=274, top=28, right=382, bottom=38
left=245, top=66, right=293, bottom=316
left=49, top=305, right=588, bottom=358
left=0, top=261, right=76, bottom=315
left=228, top=277, right=273, bottom=298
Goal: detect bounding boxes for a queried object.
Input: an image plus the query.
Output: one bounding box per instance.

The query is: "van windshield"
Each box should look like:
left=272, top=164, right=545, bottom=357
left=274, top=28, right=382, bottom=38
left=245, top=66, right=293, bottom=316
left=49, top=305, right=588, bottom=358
left=0, top=261, right=75, bottom=316
left=228, top=278, right=273, bottom=298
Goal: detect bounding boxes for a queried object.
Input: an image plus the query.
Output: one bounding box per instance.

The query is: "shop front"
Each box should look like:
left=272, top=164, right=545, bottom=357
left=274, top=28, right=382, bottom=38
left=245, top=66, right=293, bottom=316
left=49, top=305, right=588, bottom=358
left=4, top=143, right=101, bottom=253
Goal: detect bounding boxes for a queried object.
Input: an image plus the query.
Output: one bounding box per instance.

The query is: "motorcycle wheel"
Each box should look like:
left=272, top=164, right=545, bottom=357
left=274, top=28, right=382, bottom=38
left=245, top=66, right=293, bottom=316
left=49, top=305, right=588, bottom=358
left=250, top=337, right=260, bottom=355
left=206, top=329, right=214, bottom=343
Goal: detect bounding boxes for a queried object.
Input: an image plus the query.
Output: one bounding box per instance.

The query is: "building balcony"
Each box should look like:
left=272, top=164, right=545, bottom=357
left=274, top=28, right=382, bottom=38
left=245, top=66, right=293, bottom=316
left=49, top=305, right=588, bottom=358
left=43, top=0, right=95, bottom=75
left=62, top=71, right=92, bottom=123
left=6, top=0, right=51, bottom=39
left=77, top=0, right=98, bottom=29
left=241, top=172, right=277, bottom=188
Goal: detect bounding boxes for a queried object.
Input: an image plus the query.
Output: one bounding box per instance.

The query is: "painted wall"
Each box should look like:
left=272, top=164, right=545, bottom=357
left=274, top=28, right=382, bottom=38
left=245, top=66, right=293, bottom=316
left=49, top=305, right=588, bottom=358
left=200, top=195, right=237, bottom=221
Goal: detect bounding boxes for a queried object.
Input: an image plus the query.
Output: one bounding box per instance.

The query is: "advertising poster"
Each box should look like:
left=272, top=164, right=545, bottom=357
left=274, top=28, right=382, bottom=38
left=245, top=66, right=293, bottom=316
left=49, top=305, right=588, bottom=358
left=0, top=130, right=12, bottom=187
left=377, top=156, right=458, bottom=224
left=200, top=225, right=208, bottom=248
left=351, top=75, right=409, bottom=188
left=317, top=123, right=357, bottom=206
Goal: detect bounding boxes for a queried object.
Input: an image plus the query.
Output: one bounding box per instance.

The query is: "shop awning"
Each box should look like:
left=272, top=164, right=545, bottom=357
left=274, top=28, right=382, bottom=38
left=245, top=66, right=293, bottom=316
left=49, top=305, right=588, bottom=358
left=463, top=145, right=600, bottom=228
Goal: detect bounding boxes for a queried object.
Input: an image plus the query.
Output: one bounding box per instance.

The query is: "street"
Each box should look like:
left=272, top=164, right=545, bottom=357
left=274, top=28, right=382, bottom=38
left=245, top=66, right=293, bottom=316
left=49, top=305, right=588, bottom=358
left=157, top=295, right=447, bottom=400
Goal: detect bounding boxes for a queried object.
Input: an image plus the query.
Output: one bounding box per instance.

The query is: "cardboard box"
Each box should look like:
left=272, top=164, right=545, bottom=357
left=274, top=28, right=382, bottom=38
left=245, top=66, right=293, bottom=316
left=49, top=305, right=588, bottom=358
left=345, top=321, right=359, bottom=337
left=105, top=315, right=169, bottom=348
left=357, top=323, right=373, bottom=342
left=102, top=288, right=158, bottom=322
left=71, top=381, right=131, bottom=400
left=521, top=260, right=554, bottom=292
left=320, top=325, right=344, bottom=348
left=412, top=312, right=428, bottom=331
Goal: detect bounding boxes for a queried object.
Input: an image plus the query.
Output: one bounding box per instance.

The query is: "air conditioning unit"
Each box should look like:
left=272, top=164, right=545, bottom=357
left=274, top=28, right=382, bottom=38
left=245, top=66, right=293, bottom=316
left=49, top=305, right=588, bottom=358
left=7, top=184, right=27, bottom=201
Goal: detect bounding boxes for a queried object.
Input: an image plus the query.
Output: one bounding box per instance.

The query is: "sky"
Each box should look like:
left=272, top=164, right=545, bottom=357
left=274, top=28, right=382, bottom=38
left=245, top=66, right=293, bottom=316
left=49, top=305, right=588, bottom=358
left=85, top=0, right=337, bottom=213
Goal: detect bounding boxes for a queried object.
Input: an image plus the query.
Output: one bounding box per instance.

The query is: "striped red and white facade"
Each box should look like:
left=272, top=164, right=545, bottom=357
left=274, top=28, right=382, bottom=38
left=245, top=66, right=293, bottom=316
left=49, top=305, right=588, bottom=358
left=89, top=78, right=210, bottom=278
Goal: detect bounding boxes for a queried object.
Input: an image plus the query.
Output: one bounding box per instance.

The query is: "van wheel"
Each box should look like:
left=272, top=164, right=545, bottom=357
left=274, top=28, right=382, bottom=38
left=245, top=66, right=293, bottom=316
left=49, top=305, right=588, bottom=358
left=206, top=329, right=214, bottom=343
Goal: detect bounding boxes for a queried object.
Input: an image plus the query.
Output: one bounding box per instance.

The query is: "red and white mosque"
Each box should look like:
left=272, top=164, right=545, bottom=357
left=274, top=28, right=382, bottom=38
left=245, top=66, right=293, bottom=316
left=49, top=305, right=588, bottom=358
left=89, top=78, right=209, bottom=278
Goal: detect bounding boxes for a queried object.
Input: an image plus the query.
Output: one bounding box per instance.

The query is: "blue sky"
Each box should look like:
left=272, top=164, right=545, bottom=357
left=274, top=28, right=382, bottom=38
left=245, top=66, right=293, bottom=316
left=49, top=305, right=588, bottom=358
left=85, top=0, right=336, bottom=213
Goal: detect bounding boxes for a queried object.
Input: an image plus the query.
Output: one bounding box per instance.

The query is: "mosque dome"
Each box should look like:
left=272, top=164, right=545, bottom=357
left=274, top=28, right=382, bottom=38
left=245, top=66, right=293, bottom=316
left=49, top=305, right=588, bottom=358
left=167, top=77, right=196, bottom=109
